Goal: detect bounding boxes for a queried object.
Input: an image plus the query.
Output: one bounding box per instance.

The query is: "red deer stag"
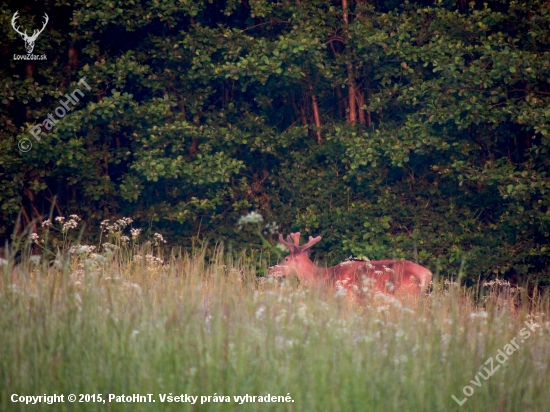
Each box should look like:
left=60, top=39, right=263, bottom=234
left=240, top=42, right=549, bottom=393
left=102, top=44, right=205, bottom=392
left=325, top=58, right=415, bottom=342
left=268, top=233, right=432, bottom=297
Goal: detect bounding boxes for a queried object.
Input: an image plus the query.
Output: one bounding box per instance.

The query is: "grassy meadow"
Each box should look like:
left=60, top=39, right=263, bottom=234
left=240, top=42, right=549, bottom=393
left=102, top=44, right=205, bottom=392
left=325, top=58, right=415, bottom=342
left=0, top=232, right=549, bottom=412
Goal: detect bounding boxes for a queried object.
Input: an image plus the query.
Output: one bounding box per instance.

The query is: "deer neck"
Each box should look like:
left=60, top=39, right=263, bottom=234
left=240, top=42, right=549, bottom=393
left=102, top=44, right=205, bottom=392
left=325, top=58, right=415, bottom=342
left=313, top=264, right=337, bottom=280
left=313, top=263, right=343, bottom=282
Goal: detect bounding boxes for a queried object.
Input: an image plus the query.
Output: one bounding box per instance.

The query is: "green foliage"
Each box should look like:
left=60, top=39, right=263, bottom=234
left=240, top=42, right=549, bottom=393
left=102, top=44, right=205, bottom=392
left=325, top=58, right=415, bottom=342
left=1, top=0, right=549, bottom=283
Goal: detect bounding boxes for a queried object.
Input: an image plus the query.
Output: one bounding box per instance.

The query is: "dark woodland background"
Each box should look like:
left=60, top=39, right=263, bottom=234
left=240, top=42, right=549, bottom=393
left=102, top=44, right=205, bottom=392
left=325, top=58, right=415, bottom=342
left=1, top=0, right=549, bottom=285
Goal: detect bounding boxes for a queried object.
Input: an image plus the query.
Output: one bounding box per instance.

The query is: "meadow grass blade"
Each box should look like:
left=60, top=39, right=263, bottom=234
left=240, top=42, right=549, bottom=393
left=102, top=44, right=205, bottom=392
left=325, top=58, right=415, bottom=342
left=0, top=244, right=548, bottom=411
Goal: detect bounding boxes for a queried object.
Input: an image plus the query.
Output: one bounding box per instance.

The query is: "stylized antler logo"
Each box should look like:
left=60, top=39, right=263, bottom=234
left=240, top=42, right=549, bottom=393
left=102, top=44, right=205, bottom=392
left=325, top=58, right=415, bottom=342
left=11, top=11, right=49, bottom=54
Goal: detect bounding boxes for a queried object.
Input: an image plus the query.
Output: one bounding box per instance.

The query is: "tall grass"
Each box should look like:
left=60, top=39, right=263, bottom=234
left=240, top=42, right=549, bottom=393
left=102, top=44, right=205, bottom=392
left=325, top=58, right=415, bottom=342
left=0, top=241, right=549, bottom=412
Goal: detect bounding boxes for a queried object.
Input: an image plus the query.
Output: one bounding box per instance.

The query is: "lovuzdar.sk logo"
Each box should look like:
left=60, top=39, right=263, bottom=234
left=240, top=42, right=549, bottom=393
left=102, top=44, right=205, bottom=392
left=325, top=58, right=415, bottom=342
left=11, top=11, right=49, bottom=61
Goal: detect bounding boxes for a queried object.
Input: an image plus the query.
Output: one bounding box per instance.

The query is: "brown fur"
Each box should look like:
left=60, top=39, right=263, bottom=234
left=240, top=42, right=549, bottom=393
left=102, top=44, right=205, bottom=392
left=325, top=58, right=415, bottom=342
left=268, top=233, right=432, bottom=297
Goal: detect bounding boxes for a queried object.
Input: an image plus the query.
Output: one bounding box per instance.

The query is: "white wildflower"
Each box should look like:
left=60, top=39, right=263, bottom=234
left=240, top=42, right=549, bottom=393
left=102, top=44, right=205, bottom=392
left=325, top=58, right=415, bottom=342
left=102, top=243, right=119, bottom=250
left=153, top=233, right=166, bottom=244
left=334, top=287, right=348, bottom=298
left=29, top=255, right=41, bottom=265
left=275, top=309, right=286, bottom=323
left=237, top=211, right=264, bottom=230
left=255, top=306, right=266, bottom=320
left=72, top=245, right=96, bottom=255
left=362, top=275, right=377, bottom=286
left=145, top=254, right=164, bottom=265
left=116, top=217, right=133, bottom=228
left=89, top=253, right=106, bottom=264
left=62, top=217, right=80, bottom=232
left=482, top=279, right=511, bottom=287
left=469, top=311, right=489, bottom=319
left=101, top=218, right=128, bottom=234
left=263, top=221, right=279, bottom=235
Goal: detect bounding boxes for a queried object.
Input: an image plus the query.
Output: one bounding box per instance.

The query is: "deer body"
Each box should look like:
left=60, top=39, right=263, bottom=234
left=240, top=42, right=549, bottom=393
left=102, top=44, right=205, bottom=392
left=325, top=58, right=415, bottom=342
left=268, top=233, right=432, bottom=297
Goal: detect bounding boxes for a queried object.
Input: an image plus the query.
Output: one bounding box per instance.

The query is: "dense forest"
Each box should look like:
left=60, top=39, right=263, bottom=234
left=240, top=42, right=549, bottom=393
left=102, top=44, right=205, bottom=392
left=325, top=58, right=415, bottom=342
left=1, top=0, right=549, bottom=284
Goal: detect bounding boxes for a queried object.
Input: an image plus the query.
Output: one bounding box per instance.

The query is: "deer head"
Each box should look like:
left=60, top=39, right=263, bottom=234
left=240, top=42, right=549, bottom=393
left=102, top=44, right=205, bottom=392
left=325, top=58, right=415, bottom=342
left=11, top=11, right=49, bottom=54
left=268, top=232, right=322, bottom=281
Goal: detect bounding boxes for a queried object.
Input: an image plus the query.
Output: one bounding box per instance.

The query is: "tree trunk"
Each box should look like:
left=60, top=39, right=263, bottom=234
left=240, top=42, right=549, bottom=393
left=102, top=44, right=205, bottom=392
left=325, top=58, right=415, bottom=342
left=300, top=103, right=308, bottom=126
left=342, top=0, right=357, bottom=126
left=306, top=77, right=322, bottom=144
left=68, top=44, right=79, bottom=70
left=347, top=65, right=357, bottom=125
left=357, top=88, right=366, bottom=126
left=311, top=93, right=322, bottom=144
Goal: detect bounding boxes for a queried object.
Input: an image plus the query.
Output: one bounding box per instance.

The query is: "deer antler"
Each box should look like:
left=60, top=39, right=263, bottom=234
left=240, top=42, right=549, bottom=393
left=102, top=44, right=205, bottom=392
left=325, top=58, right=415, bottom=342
left=300, top=236, right=322, bottom=253
left=289, top=233, right=301, bottom=247
left=11, top=12, right=49, bottom=40
left=278, top=234, right=296, bottom=252
left=278, top=232, right=303, bottom=252
left=11, top=11, right=27, bottom=38
left=31, top=13, right=49, bottom=40
left=278, top=232, right=322, bottom=254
